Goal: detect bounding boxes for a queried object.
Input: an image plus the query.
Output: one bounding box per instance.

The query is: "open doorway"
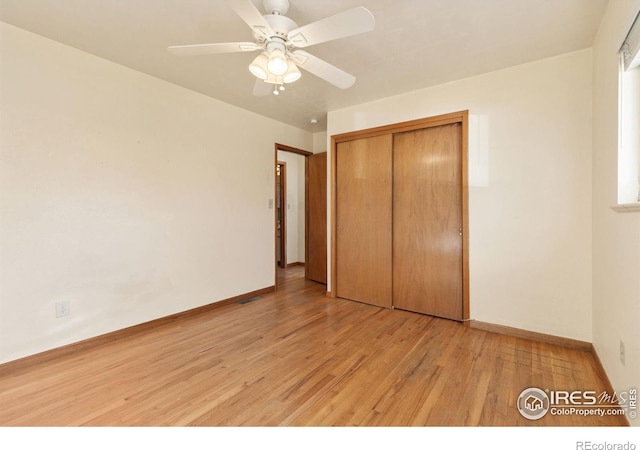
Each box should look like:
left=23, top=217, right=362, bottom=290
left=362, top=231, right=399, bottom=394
left=275, top=149, right=305, bottom=275
left=274, top=143, right=327, bottom=290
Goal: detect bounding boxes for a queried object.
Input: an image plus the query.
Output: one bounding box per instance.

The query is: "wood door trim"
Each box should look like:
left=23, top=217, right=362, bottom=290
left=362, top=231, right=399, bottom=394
left=276, top=143, right=313, bottom=156
left=305, top=156, right=310, bottom=279
left=332, top=111, right=468, bottom=143
left=461, top=115, right=470, bottom=321
left=330, top=110, right=470, bottom=320
left=330, top=143, right=337, bottom=298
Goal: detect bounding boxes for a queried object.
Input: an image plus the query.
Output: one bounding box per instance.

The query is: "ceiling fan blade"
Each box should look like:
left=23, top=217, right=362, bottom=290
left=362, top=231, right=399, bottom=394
left=292, top=50, right=356, bottom=89
left=168, top=42, right=260, bottom=56
left=228, top=0, right=275, bottom=40
left=288, top=7, right=375, bottom=48
left=253, top=79, right=273, bottom=96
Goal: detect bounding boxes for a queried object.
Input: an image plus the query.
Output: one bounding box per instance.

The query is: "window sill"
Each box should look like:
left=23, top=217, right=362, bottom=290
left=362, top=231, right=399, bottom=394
left=611, top=203, right=640, bottom=212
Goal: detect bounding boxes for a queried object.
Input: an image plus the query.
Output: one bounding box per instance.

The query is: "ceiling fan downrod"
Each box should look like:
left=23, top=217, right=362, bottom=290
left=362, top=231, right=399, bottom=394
left=262, top=0, right=290, bottom=16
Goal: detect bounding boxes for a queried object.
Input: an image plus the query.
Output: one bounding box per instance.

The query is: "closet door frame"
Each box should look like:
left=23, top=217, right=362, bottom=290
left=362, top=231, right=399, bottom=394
left=329, top=110, right=470, bottom=322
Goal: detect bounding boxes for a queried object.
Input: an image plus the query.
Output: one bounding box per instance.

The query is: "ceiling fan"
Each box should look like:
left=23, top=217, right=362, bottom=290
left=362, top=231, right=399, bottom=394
left=168, top=0, right=375, bottom=96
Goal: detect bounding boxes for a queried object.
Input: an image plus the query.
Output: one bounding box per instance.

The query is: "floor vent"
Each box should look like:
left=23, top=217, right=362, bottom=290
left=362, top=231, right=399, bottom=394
left=237, top=296, right=262, bottom=305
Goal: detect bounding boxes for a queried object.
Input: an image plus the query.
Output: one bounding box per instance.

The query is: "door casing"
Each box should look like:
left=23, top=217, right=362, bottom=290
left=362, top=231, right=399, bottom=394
left=274, top=143, right=319, bottom=289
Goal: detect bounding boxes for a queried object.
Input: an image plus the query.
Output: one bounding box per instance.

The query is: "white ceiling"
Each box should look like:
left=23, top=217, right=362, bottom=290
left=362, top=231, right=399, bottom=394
left=0, top=0, right=608, bottom=132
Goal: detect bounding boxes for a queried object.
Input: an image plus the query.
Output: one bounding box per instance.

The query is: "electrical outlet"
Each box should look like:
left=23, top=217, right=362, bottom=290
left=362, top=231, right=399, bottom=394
left=620, top=340, right=625, bottom=366
left=56, top=300, right=70, bottom=318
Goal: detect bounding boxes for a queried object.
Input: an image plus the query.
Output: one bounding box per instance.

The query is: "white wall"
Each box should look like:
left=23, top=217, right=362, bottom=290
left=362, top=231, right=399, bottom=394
left=0, top=23, right=312, bottom=364
left=592, top=0, right=640, bottom=422
left=313, top=131, right=328, bottom=154
left=327, top=49, right=594, bottom=342
left=276, top=150, right=306, bottom=264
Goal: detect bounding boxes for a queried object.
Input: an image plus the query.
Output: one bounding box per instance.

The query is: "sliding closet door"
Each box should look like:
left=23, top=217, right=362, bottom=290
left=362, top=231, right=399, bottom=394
left=336, top=135, right=393, bottom=308
left=393, top=124, right=463, bottom=320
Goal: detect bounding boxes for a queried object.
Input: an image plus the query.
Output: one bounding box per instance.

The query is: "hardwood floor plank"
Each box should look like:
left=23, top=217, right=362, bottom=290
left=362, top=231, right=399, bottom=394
left=0, top=266, right=627, bottom=426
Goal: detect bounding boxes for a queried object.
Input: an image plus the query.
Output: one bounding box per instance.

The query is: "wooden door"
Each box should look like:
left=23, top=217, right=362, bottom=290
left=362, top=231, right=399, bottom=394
left=306, top=152, right=327, bottom=283
left=276, top=162, right=286, bottom=268
left=336, top=135, right=393, bottom=308
left=393, top=124, right=463, bottom=320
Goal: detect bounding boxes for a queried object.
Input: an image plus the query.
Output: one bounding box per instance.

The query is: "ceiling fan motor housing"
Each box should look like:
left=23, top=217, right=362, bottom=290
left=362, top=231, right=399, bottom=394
left=262, top=13, right=298, bottom=42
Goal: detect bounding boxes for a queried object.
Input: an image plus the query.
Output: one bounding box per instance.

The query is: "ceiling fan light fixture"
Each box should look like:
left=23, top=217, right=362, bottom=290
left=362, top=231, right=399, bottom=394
left=169, top=1, right=375, bottom=94
left=249, top=53, right=269, bottom=80
left=267, top=48, right=289, bottom=76
left=283, top=61, right=301, bottom=83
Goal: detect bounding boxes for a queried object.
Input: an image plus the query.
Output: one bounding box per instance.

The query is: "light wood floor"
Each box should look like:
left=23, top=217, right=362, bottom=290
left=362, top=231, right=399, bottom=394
left=0, top=266, right=626, bottom=426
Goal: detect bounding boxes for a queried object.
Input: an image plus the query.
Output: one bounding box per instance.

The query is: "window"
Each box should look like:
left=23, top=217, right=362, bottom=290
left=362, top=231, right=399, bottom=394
left=618, top=10, right=640, bottom=206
